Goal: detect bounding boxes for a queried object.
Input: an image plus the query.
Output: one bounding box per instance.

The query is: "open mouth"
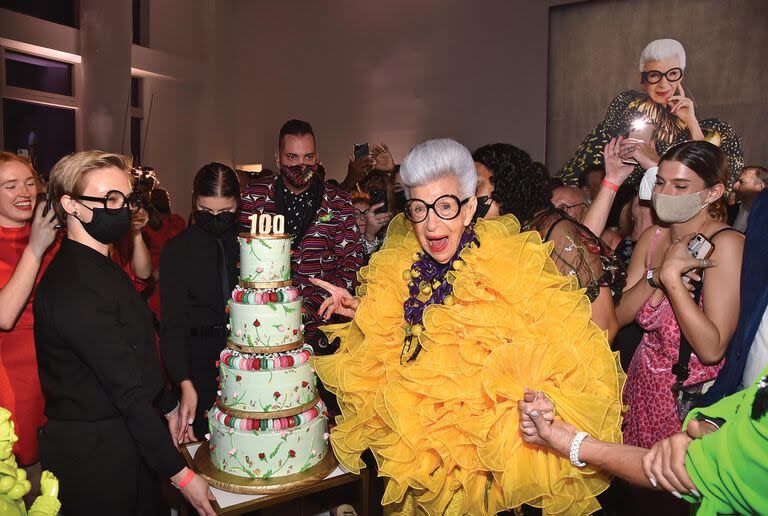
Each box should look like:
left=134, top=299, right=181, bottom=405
left=426, top=236, right=449, bottom=254
left=12, top=199, right=32, bottom=211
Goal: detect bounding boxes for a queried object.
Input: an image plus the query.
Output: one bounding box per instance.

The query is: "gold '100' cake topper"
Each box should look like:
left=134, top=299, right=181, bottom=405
left=248, top=213, right=285, bottom=236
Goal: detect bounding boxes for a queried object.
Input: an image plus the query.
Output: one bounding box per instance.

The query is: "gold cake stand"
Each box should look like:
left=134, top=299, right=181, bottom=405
left=190, top=440, right=339, bottom=495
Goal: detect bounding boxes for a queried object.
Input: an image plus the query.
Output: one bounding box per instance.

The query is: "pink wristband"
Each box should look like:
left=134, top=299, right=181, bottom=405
left=601, top=179, right=619, bottom=192
left=175, top=468, right=196, bottom=489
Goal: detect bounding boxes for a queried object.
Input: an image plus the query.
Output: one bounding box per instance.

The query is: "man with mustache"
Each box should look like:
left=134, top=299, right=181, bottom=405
left=239, top=119, right=363, bottom=351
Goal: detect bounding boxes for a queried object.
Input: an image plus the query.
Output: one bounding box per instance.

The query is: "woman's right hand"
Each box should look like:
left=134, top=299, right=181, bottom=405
left=179, top=380, right=198, bottom=443
left=172, top=468, right=217, bottom=516
left=28, top=202, right=58, bottom=259
left=641, top=432, right=698, bottom=498
left=602, top=137, right=635, bottom=187
left=309, top=277, right=360, bottom=319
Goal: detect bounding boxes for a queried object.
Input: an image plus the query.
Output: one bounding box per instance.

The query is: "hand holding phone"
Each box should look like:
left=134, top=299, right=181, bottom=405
left=353, top=143, right=370, bottom=162
left=687, top=233, right=714, bottom=261
left=369, top=188, right=388, bottom=214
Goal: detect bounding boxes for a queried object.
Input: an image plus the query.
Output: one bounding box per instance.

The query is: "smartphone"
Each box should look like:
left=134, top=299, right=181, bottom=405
left=622, top=120, right=655, bottom=166
left=353, top=143, right=369, bottom=161
left=687, top=233, right=715, bottom=261
left=369, top=188, right=388, bottom=214
left=38, top=192, right=63, bottom=228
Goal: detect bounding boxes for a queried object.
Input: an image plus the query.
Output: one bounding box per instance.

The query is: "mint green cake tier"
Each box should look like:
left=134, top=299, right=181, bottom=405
left=228, top=298, right=303, bottom=350
left=238, top=233, right=291, bottom=288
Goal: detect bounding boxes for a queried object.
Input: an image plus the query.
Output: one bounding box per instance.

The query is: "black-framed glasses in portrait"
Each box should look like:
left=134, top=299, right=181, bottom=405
left=404, top=194, right=470, bottom=223
left=74, top=190, right=144, bottom=214
left=641, top=67, right=683, bottom=84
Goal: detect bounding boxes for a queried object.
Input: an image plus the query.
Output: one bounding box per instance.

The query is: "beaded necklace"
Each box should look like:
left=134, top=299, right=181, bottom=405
left=401, top=224, right=477, bottom=363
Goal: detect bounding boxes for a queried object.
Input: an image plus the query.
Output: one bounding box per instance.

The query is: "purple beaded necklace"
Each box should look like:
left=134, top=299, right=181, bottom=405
left=401, top=224, right=478, bottom=363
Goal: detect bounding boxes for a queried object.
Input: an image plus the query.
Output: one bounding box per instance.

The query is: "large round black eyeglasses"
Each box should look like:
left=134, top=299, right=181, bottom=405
left=75, top=190, right=144, bottom=214
left=641, top=67, right=683, bottom=84
left=404, top=194, right=470, bottom=223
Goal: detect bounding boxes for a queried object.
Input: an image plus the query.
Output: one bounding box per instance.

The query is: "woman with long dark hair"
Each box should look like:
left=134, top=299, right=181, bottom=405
left=160, top=163, right=240, bottom=443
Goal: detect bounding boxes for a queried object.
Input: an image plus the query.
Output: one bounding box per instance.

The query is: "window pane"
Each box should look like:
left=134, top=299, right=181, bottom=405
left=3, top=99, right=76, bottom=182
left=131, top=78, right=141, bottom=108
left=5, top=51, right=73, bottom=96
left=131, top=117, right=142, bottom=167
left=0, top=0, right=77, bottom=28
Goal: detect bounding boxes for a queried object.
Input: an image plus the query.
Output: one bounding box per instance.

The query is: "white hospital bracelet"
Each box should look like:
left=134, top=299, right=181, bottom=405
left=569, top=431, right=589, bottom=468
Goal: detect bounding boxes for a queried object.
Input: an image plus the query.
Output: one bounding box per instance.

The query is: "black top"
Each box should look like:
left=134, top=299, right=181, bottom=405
left=159, top=223, right=239, bottom=384
left=34, top=238, right=185, bottom=479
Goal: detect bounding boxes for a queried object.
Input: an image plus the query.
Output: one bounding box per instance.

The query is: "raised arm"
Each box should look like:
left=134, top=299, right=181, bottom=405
left=0, top=203, right=57, bottom=330
left=582, top=137, right=635, bottom=237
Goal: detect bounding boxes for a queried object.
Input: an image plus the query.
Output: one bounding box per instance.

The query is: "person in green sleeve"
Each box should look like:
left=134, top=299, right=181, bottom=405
left=519, top=368, right=768, bottom=514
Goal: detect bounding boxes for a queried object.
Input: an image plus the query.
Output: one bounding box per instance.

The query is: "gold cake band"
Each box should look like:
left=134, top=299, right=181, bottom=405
left=215, top=393, right=320, bottom=420
left=238, top=232, right=292, bottom=240
left=227, top=337, right=304, bottom=354
left=239, top=279, right=293, bottom=289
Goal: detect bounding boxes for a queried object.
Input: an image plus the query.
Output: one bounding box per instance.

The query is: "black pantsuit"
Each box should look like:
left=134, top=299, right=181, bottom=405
left=160, top=224, right=238, bottom=439
left=34, top=239, right=185, bottom=515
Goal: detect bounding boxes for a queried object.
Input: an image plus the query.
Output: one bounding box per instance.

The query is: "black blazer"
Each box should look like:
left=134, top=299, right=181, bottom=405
left=159, top=224, right=238, bottom=384
left=34, top=238, right=185, bottom=479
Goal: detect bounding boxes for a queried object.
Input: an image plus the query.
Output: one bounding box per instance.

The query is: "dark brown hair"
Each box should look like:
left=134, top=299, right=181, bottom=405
left=659, top=141, right=727, bottom=220
left=192, top=162, right=240, bottom=206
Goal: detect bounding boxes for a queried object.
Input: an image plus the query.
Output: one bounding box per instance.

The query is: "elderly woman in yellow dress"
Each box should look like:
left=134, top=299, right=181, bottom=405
left=311, top=138, right=624, bottom=515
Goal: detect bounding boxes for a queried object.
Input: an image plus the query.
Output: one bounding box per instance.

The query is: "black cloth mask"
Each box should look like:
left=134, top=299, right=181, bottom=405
left=473, top=196, right=492, bottom=221
left=75, top=205, right=132, bottom=244
left=195, top=210, right=237, bottom=237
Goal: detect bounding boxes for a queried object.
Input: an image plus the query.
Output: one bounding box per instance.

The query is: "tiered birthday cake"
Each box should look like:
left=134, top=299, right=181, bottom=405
left=207, top=214, right=329, bottom=481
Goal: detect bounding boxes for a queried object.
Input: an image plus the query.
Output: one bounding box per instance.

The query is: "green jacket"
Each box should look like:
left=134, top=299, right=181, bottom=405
left=683, top=367, right=768, bottom=515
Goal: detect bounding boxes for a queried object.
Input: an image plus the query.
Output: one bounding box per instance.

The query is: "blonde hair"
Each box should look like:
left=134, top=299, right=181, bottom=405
left=48, top=151, right=132, bottom=222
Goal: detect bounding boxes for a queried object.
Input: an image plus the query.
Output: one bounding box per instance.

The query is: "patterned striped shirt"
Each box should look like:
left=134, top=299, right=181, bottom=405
left=239, top=174, right=363, bottom=346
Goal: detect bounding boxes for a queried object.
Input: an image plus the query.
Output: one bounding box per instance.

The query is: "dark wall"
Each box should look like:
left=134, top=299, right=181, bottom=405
left=546, top=0, right=768, bottom=177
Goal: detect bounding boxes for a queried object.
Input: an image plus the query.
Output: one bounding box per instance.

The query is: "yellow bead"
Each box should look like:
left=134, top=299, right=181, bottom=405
left=432, top=280, right=441, bottom=289
left=412, top=253, right=421, bottom=261
left=402, top=270, right=412, bottom=281
left=421, top=285, right=432, bottom=296
left=452, top=260, right=464, bottom=270
left=444, top=295, right=455, bottom=306
left=411, top=324, right=423, bottom=337
left=411, top=269, right=421, bottom=278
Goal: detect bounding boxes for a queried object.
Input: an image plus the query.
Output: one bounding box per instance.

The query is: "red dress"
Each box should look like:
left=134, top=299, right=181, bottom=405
left=142, top=214, right=186, bottom=319
left=0, top=225, right=58, bottom=465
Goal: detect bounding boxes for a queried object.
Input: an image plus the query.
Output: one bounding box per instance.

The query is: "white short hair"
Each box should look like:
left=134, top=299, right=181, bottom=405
left=400, top=138, right=477, bottom=199
left=639, top=39, right=686, bottom=71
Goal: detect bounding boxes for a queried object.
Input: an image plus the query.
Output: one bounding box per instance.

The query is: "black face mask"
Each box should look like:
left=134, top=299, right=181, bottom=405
left=473, top=196, right=492, bottom=221
left=75, top=205, right=132, bottom=244
left=195, top=210, right=237, bottom=236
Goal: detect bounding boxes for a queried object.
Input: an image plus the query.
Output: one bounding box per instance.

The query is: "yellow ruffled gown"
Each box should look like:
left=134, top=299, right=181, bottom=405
left=314, top=215, right=625, bottom=515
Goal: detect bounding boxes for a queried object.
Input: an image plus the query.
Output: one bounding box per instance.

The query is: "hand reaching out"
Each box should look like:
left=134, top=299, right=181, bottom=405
left=602, top=137, right=635, bottom=186
left=370, top=143, right=395, bottom=172
left=309, top=277, right=360, bottom=320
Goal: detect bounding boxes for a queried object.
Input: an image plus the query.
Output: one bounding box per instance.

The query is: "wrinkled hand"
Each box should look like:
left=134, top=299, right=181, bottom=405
left=518, top=389, right=576, bottom=456
left=642, top=432, right=699, bottom=498
left=131, top=208, right=149, bottom=232
left=685, top=418, right=718, bottom=438
left=310, top=277, right=360, bottom=320
left=619, top=138, right=660, bottom=171
left=173, top=469, right=217, bottom=516
left=602, top=137, right=634, bottom=186
left=659, top=233, right=717, bottom=288
left=364, top=203, right=391, bottom=241
left=179, top=380, right=199, bottom=443
left=370, top=143, right=395, bottom=172
left=28, top=202, right=58, bottom=259
left=519, top=388, right=555, bottom=442
left=347, top=154, right=375, bottom=184
left=668, top=83, right=697, bottom=127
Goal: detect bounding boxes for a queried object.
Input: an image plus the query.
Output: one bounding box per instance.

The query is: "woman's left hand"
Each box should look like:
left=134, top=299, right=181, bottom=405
left=658, top=233, right=717, bottom=288
left=619, top=138, right=660, bottom=171
left=642, top=432, right=699, bottom=497
left=131, top=208, right=149, bottom=233
left=179, top=380, right=198, bottom=443
left=668, top=84, right=703, bottom=139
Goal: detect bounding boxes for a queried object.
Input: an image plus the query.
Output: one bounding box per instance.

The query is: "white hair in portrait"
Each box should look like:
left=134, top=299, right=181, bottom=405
left=639, top=38, right=686, bottom=71
left=400, top=138, right=477, bottom=199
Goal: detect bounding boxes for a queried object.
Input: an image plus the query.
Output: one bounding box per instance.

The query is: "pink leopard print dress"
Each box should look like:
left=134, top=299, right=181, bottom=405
left=622, top=228, right=725, bottom=448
